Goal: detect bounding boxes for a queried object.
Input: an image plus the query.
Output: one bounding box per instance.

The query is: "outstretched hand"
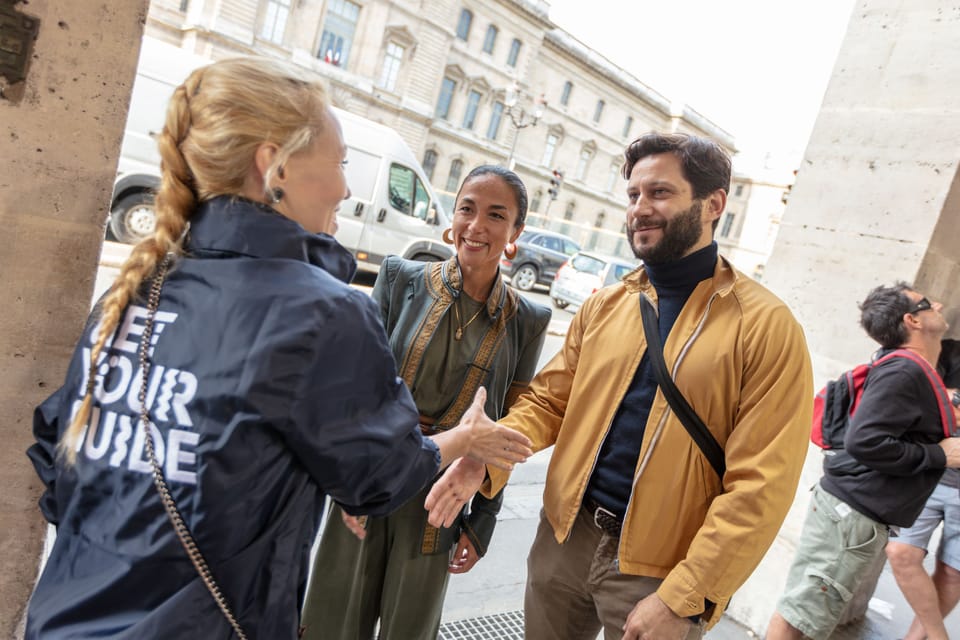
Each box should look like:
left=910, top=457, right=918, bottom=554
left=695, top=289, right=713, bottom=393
left=448, top=533, right=481, bottom=574
left=425, top=456, right=486, bottom=528
left=461, top=387, right=532, bottom=470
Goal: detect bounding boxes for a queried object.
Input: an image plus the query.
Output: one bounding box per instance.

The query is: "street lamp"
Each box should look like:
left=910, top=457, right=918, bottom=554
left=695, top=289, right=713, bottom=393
left=504, top=83, right=546, bottom=170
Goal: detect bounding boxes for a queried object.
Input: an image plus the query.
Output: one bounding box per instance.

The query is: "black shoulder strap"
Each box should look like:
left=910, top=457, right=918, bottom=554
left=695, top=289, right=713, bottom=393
left=640, top=295, right=726, bottom=478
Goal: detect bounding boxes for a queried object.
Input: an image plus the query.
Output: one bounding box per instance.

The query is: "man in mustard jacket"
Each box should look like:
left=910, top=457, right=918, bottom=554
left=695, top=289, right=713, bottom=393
left=429, top=132, right=813, bottom=639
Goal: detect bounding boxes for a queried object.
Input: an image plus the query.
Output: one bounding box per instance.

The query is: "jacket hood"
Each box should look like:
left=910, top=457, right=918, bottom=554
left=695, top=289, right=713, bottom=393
left=186, top=195, right=357, bottom=283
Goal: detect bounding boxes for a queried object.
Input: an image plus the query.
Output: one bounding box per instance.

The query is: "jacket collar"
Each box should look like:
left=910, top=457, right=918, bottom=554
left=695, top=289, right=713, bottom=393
left=185, top=195, right=357, bottom=284
left=433, top=256, right=513, bottom=319
left=624, top=254, right=738, bottom=298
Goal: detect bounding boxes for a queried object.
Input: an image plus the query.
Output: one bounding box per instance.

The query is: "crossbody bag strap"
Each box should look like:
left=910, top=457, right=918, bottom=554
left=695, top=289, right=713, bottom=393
left=139, top=253, right=250, bottom=640
left=639, top=294, right=726, bottom=479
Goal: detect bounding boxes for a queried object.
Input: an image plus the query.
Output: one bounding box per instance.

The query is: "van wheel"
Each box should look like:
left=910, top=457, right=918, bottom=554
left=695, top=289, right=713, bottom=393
left=512, top=264, right=539, bottom=291
left=410, top=253, right=441, bottom=262
left=110, top=192, right=157, bottom=244
left=552, top=297, right=569, bottom=309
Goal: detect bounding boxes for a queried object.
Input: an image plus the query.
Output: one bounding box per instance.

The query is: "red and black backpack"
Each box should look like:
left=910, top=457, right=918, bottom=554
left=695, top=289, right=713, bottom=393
left=811, top=349, right=957, bottom=450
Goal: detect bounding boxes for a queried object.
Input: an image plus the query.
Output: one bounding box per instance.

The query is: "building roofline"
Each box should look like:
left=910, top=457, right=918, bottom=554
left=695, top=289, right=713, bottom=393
left=674, top=105, right=737, bottom=150
left=543, top=30, right=672, bottom=115
left=493, top=0, right=554, bottom=27
left=543, top=30, right=737, bottom=150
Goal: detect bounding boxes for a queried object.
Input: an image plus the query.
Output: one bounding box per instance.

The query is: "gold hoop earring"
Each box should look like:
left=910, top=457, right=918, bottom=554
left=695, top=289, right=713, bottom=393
left=442, top=228, right=454, bottom=245
left=504, top=243, right=517, bottom=260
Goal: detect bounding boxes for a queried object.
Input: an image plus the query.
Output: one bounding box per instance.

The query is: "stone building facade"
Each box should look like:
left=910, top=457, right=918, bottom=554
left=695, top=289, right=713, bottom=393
left=144, top=0, right=751, bottom=259
left=717, top=171, right=794, bottom=280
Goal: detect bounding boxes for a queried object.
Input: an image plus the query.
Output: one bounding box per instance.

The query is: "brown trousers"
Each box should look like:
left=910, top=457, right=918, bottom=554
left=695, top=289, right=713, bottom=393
left=524, top=507, right=705, bottom=640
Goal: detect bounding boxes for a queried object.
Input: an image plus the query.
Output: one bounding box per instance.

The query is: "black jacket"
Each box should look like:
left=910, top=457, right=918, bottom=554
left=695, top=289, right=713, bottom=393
left=26, top=196, right=440, bottom=639
left=821, top=351, right=952, bottom=527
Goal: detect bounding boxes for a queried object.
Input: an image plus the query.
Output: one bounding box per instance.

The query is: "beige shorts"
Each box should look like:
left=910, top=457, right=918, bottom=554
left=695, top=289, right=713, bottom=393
left=775, top=485, right=889, bottom=640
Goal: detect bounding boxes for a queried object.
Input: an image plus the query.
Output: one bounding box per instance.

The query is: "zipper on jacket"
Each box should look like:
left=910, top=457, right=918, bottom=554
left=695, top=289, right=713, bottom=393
left=618, top=290, right=720, bottom=559
left=568, top=306, right=649, bottom=544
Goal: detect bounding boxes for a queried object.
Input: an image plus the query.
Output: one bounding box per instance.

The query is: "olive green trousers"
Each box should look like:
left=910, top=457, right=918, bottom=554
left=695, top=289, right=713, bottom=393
left=300, top=492, right=452, bottom=640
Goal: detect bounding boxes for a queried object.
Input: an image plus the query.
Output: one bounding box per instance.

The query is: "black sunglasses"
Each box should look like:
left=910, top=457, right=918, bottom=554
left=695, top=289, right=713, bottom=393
left=908, top=297, right=932, bottom=314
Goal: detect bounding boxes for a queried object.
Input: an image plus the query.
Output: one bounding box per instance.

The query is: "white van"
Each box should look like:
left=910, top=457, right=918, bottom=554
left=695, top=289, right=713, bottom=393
left=109, top=37, right=453, bottom=271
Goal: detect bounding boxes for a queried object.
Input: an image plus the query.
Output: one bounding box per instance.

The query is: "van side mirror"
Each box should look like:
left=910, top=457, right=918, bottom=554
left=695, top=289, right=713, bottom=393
left=425, top=206, right=439, bottom=225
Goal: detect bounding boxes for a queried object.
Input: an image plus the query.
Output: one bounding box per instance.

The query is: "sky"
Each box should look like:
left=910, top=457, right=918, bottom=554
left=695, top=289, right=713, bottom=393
left=546, top=0, right=857, bottom=176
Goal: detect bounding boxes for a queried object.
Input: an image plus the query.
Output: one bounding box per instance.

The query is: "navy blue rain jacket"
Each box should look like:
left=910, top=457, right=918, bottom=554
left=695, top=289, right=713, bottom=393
left=26, top=196, right=440, bottom=639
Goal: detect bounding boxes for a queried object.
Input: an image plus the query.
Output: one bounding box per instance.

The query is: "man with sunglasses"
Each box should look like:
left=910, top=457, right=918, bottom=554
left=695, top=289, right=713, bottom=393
left=769, top=283, right=960, bottom=640
left=884, top=337, right=960, bottom=640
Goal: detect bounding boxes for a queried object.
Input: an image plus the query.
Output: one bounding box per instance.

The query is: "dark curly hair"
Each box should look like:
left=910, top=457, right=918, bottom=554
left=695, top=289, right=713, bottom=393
left=621, top=132, right=731, bottom=199
left=859, top=282, right=915, bottom=348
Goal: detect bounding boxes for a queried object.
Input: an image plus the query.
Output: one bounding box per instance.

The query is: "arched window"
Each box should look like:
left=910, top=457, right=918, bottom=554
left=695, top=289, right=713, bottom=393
left=446, top=159, right=464, bottom=192
left=720, top=212, right=737, bottom=238
left=456, top=9, right=472, bottom=41
left=507, top=39, right=522, bottom=67
left=575, top=147, right=594, bottom=181
left=560, top=81, right=572, bottom=106
left=462, top=90, right=482, bottom=130
left=422, top=149, right=438, bottom=181
left=377, top=42, right=405, bottom=92
left=318, top=0, right=361, bottom=67
left=482, top=25, right=498, bottom=54
left=594, top=211, right=606, bottom=228
left=260, top=0, right=290, bottom=43
left=542, top=133, right=559, bottom=167
left=435, top=77, right=456, bottom=119
left=593, top=99, right=605, bottom=123
left=606, top=162, right=621, bottom=192
left=487, top=102, right=504, bottom=140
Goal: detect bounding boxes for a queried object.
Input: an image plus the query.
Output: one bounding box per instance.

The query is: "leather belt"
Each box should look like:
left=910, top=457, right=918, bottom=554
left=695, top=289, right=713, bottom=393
left=584, top=497, right=622, bottom=536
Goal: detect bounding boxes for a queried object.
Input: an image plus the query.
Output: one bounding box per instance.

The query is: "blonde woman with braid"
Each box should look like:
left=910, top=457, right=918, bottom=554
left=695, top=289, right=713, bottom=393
left=24, top=58, right=531, bottom=639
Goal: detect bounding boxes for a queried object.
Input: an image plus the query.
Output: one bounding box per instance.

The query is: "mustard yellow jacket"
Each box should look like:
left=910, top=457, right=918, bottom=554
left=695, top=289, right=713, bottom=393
left=486, top=256, right=813, bottom=628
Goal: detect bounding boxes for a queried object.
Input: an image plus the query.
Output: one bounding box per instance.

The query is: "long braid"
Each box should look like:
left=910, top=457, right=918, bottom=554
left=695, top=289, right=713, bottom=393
left=57, top=71, right=204, bottom=464
left=58, top=58, right=329, bottom=463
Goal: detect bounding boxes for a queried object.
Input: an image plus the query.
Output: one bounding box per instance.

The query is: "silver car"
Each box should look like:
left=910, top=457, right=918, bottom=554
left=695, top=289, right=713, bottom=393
left=550, top=251, right=638, bottom=310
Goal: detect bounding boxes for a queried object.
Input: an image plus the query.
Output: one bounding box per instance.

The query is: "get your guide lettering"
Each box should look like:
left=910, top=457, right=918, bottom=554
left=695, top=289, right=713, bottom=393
left=70, top=304, right=200, bottom=485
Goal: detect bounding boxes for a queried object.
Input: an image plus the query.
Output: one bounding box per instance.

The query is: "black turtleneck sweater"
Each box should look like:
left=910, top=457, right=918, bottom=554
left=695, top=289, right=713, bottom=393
left=586, top=242, right=719, bottom=518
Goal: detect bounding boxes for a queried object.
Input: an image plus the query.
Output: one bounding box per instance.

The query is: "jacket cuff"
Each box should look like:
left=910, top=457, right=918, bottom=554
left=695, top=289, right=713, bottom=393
left=656, top=567, right=724, bottom=628
left=926, top=442, right=948, bottom=469
left=481, top=465, right=510, bottom=499
left=463, top=489, right=504, bottom=556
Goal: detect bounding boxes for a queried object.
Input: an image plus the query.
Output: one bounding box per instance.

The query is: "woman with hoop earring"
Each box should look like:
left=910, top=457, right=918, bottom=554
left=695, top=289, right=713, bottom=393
left=302, top=165, right=550, bottom=639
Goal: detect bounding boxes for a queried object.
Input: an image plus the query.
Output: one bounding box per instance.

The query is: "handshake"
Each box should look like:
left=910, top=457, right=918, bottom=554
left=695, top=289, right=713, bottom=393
left=425, top=387, right=532, bottom=529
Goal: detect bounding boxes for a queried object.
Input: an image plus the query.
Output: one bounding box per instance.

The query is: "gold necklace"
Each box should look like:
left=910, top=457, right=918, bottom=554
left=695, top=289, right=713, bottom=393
left=453, top=296, right=485, bottom=341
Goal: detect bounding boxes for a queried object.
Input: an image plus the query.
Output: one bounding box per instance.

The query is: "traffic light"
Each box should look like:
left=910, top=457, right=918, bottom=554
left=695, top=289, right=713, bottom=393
left=548, top=169, right=564, bottom=200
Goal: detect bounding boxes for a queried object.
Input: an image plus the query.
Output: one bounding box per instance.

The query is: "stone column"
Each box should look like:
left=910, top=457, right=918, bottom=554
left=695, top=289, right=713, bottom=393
left=0, top=0, right=148, bottom=635
left=731, top=0, right=960, bottom=634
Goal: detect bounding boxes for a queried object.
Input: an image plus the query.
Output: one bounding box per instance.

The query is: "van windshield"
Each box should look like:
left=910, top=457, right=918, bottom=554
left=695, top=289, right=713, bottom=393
left=342, top=148, right=379, bottom=201
left=388, top=163, right=432, bottom=220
